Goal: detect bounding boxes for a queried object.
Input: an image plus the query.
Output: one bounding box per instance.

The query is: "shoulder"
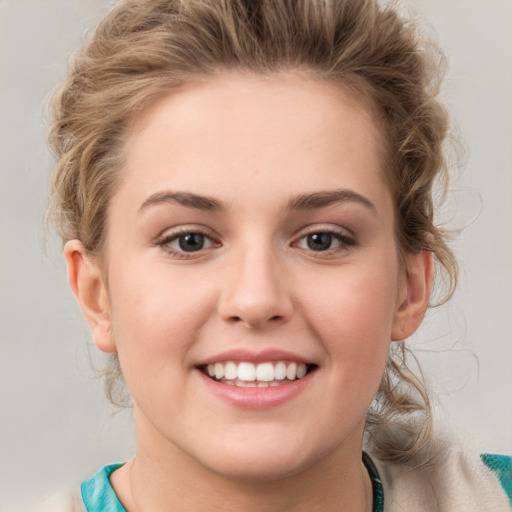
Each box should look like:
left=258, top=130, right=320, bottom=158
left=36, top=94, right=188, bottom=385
left=29, top=490, right=84, bottom=512
left=81, top=463, right=126, bottom=512
left=370, top=445, right=512, bottom=511
left=31, top=463, right=126, bottom=512
left=482, top=454, right=512, bottom=506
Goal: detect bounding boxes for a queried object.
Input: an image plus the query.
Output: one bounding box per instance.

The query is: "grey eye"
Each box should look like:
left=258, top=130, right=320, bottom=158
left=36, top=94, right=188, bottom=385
left=306, top=233, right=335, bottom=251
left=295, top=230, right=355, bottom=253
left=177, top=233, right=205, bottom=252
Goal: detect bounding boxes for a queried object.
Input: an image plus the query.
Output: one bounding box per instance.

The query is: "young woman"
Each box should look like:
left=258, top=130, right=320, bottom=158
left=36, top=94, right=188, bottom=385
left=44, top=0, right=511, bottom=510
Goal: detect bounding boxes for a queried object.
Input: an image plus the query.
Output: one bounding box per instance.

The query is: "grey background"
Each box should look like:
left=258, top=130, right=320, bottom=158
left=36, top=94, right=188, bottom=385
left=0, top=1, right=511, bottom=511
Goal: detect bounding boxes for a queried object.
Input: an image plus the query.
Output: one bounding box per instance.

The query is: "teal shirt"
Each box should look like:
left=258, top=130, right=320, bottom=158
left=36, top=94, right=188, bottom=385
left=81, top=463, right=125, bottom=512
left=81, top=454, right=511, bottom=512
left=481, top=453, right=512, bottom=508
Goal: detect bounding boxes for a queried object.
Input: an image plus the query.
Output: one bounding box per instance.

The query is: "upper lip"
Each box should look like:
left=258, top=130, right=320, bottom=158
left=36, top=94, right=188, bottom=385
left=196, top=348, right=315, bottom=366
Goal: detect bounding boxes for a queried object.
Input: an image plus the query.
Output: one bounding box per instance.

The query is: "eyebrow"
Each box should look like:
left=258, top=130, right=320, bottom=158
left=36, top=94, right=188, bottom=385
left=287, top=190, right=376, bottom=214
left=138, top=191, right=223, bottom=213
left=138, top=188, right=376, bottom=215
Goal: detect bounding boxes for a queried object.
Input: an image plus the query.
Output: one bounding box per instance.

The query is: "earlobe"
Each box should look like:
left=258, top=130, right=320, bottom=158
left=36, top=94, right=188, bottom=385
left=64, top=240, right=117, bottom=353
left=391, top=250, right=434, bottom=341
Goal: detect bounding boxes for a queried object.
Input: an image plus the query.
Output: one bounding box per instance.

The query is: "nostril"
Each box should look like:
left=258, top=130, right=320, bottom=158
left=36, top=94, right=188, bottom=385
left=225, top=313, right=284, bottom=329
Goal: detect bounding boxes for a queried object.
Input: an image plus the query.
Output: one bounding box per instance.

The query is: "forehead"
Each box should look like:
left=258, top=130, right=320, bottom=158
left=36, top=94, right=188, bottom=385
left=117, top=72, right=390, bottom=211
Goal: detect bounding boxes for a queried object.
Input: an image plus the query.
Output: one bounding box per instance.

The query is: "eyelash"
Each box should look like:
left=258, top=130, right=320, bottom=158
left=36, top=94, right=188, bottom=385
left=293, top=229, right=356, bottom=256
left=156, top=229, right=218, bottom=259
left=156, top=227, right=356, bottom=259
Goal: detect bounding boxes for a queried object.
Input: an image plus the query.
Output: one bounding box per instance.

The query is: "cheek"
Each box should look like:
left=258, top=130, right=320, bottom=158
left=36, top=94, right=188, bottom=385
left=300, top=257, right=399, bottom=383
left=106, top=264, right=217, bottom=377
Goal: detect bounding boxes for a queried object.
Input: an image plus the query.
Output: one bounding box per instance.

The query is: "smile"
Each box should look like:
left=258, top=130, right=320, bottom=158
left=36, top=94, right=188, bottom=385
left=199, top=361, right=317, bottom=388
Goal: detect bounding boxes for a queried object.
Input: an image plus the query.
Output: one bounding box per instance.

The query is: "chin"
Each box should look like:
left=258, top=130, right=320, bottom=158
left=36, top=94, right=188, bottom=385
left=207, top=455, right=311, bottom=483
left=193, top=433, right=329, bottom=483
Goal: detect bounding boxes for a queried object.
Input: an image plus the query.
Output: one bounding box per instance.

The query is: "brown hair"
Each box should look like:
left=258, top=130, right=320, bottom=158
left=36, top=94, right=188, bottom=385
left=47, top=0, right=458, bottom=464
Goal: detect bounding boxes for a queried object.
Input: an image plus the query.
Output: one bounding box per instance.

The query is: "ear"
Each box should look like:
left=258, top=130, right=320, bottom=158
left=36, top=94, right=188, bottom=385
left=64, top=240, right=117, bottom=353
left=391, top=250, right=434, bottom=341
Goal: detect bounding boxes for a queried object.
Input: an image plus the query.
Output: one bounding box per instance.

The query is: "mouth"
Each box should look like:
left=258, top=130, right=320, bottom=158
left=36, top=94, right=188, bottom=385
left=198, top=361, right=318, bottom=388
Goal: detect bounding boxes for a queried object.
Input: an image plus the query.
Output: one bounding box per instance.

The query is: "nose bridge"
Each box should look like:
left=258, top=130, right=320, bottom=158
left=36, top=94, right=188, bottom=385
left=218, top=235, right=292, bottom=328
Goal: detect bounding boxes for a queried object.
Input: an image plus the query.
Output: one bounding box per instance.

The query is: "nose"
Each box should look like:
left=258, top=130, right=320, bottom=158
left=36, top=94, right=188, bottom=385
left=217, top=244, right=294, bottom=329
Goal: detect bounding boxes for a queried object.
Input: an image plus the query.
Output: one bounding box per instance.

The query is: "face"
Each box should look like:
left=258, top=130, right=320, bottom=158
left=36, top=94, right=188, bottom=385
left=68, top=73, right=430, bottom=481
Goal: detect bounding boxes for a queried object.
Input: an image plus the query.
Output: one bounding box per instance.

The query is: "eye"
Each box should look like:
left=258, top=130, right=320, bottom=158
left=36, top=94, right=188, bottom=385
left=295, top=230, right=355, bottom=252
left=157, top=229, right=217, bottom=257
left=175, top=233, right=207, bottom=252
left=305, top=233, right=336, bottom=251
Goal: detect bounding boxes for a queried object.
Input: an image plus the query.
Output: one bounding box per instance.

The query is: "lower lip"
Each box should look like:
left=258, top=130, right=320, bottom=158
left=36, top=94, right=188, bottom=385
left=197, top=370, right=315, bottom=410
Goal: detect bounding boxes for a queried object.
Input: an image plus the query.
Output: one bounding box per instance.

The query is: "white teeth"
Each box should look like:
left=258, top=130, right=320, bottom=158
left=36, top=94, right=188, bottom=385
left=204, top=360, right=312, bottom=383
left=274, top=361, right=287, bottom=380
left=237, top=362, right=256, bottom=382
left=297, top=363, right=307, bottom=379
left=214, top=362, right=224, bottom=379
left=286, top=362, right=297, bottom=380
left=225, top=361, right=238, bottom=380
left=256, top=362, right=274, bottom=382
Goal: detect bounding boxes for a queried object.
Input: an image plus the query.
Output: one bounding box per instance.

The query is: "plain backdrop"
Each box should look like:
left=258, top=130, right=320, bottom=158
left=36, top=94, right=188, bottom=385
left=1, top=1, right=511, bottom=511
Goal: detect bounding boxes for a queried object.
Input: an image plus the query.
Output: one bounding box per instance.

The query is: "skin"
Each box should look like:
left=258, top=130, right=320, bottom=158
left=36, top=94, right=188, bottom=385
left=65, top=72, right=433, bottom=512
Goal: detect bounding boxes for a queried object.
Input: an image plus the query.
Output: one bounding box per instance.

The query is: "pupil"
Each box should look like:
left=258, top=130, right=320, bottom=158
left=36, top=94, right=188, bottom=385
left=307, top=233, right=332, bottom=251
left=179, top=233, right=204, bottom=252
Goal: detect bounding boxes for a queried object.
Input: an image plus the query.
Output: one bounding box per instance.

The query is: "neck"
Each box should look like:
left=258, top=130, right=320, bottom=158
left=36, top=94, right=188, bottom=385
left=111, top=415, right=372, bottom=512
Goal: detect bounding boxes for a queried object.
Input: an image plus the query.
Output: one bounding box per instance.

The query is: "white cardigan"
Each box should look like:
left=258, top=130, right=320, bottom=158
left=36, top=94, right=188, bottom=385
left=373, top=446, right=510, bottom=511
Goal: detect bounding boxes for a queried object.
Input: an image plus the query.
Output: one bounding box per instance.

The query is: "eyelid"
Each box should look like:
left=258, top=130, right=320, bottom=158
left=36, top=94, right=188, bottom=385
left=292, top=223, right=356, bottom=242
left=154, top=224, right=217, bottom=242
